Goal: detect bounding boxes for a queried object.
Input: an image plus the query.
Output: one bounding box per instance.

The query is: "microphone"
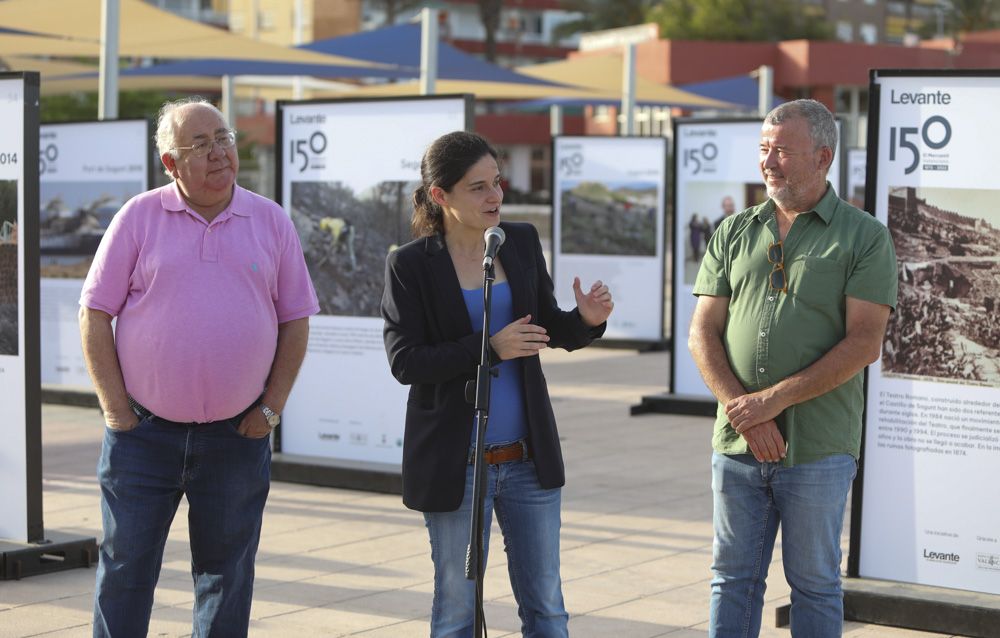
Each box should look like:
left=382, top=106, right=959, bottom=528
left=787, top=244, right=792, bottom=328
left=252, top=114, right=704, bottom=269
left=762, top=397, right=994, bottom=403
left=482, top=226, right=506, bottom=270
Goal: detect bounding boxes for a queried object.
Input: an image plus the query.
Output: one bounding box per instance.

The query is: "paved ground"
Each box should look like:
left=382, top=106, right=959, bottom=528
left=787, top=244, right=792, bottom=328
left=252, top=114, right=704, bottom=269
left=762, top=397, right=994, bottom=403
left=0, top=348, right=955, bottom=637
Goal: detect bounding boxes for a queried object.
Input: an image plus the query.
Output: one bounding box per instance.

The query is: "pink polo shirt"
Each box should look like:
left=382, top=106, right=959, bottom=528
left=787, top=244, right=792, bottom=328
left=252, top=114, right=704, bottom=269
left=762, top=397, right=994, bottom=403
left=80, top=183, right=319, bottom=423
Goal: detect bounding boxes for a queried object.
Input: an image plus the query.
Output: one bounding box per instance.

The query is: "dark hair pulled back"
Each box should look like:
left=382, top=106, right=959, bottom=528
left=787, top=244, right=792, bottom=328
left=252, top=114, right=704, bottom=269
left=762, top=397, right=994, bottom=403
left=411, top=131, right=499, bottom=238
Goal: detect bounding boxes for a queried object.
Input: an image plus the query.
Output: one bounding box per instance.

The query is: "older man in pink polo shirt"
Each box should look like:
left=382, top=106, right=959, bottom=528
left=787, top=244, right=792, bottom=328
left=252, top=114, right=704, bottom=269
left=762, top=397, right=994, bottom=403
left=79, top=97, right=319, bottom=637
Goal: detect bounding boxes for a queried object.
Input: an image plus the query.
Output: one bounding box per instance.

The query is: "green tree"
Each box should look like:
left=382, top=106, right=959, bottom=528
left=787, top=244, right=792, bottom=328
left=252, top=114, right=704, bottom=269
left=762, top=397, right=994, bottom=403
left=478, top=0, right=503, bottom=62
left=552, top=0, right=660, bottom=41
left=40, top=90, right=182, bottom=123
left=949, top=0, right=999, bottom=35
left=368, top=0, right=423, bottom=26
left=648, top=0, right=833, bottom=42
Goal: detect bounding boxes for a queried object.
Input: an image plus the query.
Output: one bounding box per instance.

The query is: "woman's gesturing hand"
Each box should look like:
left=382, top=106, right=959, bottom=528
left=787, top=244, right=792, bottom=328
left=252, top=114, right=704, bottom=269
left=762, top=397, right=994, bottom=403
left=574, top=277, right=614, bottom=328
left=489, top=314, right=549, bottom=360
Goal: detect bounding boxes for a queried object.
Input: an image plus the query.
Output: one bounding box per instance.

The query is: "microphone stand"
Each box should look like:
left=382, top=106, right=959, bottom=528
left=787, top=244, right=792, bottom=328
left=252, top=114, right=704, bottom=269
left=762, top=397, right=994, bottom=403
left=465, top=259, right=496, bottom=638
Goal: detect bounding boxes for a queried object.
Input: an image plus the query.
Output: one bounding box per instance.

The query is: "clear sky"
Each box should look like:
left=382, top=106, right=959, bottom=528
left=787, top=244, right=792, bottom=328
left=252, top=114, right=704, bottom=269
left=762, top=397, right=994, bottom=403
left=914, top=186, right=1000, bottom=223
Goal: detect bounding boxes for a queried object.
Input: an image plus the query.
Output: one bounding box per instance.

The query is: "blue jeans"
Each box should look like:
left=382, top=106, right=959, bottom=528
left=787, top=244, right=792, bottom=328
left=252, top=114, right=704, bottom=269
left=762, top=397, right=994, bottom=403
left=423, top=457, right=568, bottom=638
left=92, top=415, right=271, bottom=638
left=709, top=452, right=857, bottom=638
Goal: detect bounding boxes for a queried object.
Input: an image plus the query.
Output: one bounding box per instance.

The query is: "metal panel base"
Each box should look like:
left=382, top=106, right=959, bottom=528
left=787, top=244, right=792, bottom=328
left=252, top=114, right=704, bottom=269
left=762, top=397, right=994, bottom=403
left=630, top=392, right=717, bottom=417
left=591, top=338, right=669, bottom=352
left=270, top=453, right=402, bottom=495
left=774, top=577, right=1000, bottom=637
left=40, top=386, right=100, bottom=409
left=0, top=531, right=98, bottom=580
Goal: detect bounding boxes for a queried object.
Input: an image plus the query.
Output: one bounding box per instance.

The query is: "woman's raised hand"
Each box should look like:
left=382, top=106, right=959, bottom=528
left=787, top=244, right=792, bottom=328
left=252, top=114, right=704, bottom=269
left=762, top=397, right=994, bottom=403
left=574, top=277, right=614, bottom=327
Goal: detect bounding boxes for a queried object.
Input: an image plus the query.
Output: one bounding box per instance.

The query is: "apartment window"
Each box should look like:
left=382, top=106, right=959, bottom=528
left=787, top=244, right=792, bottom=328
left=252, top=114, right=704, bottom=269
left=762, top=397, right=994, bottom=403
left=836, top=21, right=853, bottom=42
left=859, top=23, right=878, bottom=44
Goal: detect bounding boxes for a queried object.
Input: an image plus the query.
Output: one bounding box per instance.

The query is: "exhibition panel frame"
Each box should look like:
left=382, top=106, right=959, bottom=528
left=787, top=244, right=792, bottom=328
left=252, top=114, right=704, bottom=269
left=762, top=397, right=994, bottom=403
left=0, top=71, right=97, bottom=580
left=846, top=68, right=1000, bottom=637
left=0, top=72, right=41, bottom=543
left=38, top=119, right=153, bottom=390
left=274, top=94, right=472, bottom=491
left=550, top=135, right=668, bottom=346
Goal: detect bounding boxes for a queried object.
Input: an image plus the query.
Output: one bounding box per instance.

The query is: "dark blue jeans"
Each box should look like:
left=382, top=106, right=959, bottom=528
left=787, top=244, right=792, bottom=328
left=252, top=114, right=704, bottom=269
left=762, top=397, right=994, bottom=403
left=92, top=415, right=271, bottom=638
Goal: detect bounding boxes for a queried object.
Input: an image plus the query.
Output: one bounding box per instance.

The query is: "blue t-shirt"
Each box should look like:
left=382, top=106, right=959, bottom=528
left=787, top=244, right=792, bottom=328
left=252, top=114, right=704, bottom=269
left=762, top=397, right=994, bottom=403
left=461, top=282, right=529, bottom=444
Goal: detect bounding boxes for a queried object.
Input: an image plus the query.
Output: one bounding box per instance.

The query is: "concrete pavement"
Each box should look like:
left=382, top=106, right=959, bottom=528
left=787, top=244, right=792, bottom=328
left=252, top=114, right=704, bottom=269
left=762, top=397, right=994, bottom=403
left=0, top=348, right=955, bottom=637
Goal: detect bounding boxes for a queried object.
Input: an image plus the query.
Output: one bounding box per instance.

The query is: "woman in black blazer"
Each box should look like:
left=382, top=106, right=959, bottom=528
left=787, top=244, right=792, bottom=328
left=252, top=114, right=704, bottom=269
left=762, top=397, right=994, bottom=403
left=381, top=131, right=613, bottom=637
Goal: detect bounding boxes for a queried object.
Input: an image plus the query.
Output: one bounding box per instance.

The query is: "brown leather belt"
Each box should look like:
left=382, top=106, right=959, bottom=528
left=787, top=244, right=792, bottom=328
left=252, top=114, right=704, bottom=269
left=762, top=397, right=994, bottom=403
left=470, top=440, right=531, bottom=465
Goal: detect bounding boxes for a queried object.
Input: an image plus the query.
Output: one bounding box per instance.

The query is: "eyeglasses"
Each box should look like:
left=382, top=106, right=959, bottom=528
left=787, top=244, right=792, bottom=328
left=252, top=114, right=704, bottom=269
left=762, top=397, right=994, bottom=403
left=172, top=129, right=236, bottom=158
left=767, top=240, right=787, bottom=293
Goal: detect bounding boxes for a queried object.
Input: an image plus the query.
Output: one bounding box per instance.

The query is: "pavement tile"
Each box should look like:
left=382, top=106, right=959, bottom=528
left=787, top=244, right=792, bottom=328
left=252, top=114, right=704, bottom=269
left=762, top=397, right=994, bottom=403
left=0, top=348, right=958, bottom=637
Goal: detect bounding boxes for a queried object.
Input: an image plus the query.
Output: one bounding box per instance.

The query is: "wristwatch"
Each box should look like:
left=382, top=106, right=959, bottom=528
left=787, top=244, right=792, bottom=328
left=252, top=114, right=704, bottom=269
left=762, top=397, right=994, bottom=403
left=259, top=404, right=281, bottom=429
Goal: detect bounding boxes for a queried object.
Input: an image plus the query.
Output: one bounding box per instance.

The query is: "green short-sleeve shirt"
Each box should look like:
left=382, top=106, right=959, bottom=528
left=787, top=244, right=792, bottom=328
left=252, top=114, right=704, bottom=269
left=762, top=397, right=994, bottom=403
left=693, top=184, right=898, bottom=465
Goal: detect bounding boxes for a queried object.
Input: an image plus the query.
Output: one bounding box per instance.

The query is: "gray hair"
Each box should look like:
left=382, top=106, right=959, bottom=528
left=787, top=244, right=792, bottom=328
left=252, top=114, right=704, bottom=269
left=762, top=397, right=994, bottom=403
left=764, top=99, right=838, bottom=158
left=155, top=97, right=225, bottom=175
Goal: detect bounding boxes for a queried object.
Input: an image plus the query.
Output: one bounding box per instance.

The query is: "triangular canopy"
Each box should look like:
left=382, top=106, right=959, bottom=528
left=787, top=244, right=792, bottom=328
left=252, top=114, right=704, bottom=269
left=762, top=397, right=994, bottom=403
left=0, top=0, right=388, bottom=67
left=517, top=54, right=734, bottom=109
left=42, top=21, right=564, bottom=86
left=301, top=23, right=558, bottom=86
left=0, top=33, right=99, bottom=56
left=322, top=79, right=612, bottom=101
left=0, top=55, right=224, bottom=95
left=680, top=74, right=782, bottom=110
left=65, top=58, right=406, bottom=81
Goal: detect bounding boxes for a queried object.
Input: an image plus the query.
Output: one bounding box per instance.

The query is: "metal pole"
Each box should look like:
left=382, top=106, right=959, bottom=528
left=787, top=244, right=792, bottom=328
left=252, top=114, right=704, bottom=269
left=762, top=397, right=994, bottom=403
left=848, top=86, right=860, bottom=147
left=550, top=104, right=563, bottom=137
left=221, top=75, right=235, bottom=129
left=293, top=0, right=305, bottom=100
left=98, top=0, right=120, bottom=120
left=420, top=8, right=439, bottom=96
left=620, top=44, right=636, bottom=136
left=758, top=64, right=774, bottom=117
left=250, top=0, right=260, bottom=40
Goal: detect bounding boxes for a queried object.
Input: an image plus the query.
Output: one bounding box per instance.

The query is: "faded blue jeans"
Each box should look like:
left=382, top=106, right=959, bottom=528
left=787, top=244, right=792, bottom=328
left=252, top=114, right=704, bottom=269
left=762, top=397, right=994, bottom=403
left=423, top=456, right=568, bottom=638
left=709, top=452, right=857, bottom=638
left=92, top=415, right=271, bottom=638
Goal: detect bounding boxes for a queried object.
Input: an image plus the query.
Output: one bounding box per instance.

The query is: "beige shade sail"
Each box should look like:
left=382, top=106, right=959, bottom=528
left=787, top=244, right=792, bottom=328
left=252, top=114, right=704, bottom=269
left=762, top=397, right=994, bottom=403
left=1, top=55, right=225, bottom=95
left=0, top=33, right=100, bottom=57
left=322, top=78, right=620, bottom=101
left=0, top=0, right=393, bottom=68
left=517, top=53, right=733, bottom=109
left=1, top=56, right=346, bottom=99
left=334, top=54, right=735, bottom=107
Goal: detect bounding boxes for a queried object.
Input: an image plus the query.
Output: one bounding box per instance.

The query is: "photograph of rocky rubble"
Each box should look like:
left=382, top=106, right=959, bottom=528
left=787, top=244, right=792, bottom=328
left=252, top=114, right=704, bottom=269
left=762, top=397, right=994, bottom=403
left=1, top=179, right=18, bottom=356
left=291, top=180, right=418, bottom=317
left=560, top=181, right=658, bottom=256
left=39, top=180, right=141, bottom=278
left=882, top=186, right=1000, bottom=386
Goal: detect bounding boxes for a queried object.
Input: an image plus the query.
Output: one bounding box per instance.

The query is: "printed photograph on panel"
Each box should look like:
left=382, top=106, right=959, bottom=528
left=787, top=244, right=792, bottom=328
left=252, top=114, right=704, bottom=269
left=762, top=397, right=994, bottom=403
left=0, top=179, right=18, bottom=356
left=291, top=180, right=418, bottom=317
left=39, top=181, right=142, bottom=278
left=680, top=181, right=765, bottom=284
left=560, top=181, right=657, bottom=256
left=882, top=186, right=1000, bottom=386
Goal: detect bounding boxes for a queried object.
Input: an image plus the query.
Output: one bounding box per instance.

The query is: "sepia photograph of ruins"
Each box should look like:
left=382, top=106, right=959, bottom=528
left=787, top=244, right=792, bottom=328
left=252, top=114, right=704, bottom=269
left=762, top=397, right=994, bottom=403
left=882, top=186, right=1000, bottom=386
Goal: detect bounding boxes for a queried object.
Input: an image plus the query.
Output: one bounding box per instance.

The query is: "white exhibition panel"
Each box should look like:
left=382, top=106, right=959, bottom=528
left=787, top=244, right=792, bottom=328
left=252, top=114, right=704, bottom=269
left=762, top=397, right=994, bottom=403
left=279, top=97, right=468, bottom=465
left=552, top=136, right=666, bottom=341
left=39, top=120, right=149, bottom=388
left=0, top=77, right=28, bottom=539
left=860, top=73, right=1000, bottom=595
left=672, top=119, right=841, bottom=398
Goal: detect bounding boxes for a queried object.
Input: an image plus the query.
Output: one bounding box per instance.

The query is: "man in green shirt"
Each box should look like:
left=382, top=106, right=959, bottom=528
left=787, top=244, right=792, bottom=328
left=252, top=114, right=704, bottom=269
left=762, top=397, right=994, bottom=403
left=690, top=99, right=897, bottom=637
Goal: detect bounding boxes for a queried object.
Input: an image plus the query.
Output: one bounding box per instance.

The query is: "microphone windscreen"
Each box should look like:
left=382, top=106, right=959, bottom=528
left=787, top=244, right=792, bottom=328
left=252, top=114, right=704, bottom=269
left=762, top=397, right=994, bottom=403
left=484, top=226, right=506, bottom=246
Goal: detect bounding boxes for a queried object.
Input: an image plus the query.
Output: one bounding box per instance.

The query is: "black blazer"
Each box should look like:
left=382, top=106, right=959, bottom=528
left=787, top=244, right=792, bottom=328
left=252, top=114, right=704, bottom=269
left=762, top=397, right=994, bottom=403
left=381, top=222, right=604, bottom=512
